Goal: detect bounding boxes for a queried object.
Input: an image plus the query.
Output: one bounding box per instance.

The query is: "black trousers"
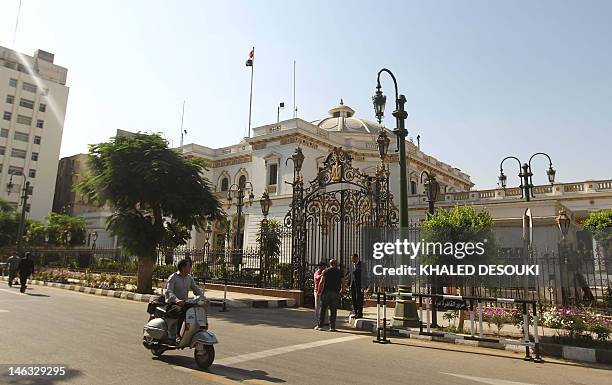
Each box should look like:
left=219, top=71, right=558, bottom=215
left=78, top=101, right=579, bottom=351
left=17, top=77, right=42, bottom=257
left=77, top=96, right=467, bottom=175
left=19, top=273, right=29, bottom=293
left=8, top=270, right=18, bottom=286
left=319, top=291, right=339, bottom=328
left=351, top=286, right=364, bottom=318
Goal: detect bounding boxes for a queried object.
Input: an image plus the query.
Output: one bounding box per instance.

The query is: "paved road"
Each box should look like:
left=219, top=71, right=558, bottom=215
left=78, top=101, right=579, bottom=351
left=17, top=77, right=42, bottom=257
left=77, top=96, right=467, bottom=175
left=0, top=283, right=610, bottom=385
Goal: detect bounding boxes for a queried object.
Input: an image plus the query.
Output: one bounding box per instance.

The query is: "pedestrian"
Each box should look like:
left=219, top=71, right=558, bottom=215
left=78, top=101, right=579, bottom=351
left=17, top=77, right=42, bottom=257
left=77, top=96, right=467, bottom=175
left=6, top=254, right=20, bottom=287
left=19, top=252, right=35, bottom=293
left=313, top=261, right=326, bottom=323
left=315, top=259, right=342, bottom=332
left=350, top=253, right=364, bottom=319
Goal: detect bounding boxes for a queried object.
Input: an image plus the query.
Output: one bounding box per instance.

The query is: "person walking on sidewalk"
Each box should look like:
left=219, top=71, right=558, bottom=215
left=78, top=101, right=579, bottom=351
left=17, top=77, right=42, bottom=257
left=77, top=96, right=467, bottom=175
left=18, top=253, right=34, bottom=293
left=313, top=261, right=326, bottom=323
left=350, top=253, right=364, bottom=319
left=7, top=254, right=20, bottom=287
left=315, top=259, right=342, bottom=332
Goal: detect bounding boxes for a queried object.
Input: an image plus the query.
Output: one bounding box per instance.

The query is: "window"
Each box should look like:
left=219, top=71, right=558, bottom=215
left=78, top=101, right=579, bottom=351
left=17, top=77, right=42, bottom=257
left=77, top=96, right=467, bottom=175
left=17, top=115, right=32, bottom=125
left=36, top=120, right=44, bottom=129
left=11, top=148, right=27, bottom=159
left=22, top=82, right=37, bottom=93
left=220, top=177, right=229, bottom=192
left=28, top=169, right=36, bottom=178
left=410, top=181, right=417, bottom=195
left=238, top=175, right=246, bottom=189
left=14, top=131, right=29, bottom=142
left=268, top=163, right=278, bottom=185
left=0, top=128, right=7, bottom=138
left=3, top=111, right=11, bottom=121
left=6, top=95, right=14, bottom=104
left=34, top=136, right=41, bottom=145
left=39, top=103, right=46, bottom=112
left=8, top=166, right=22, bottom=175
left=19, top=98, right=34, bottom=109
left=31, top=152, right=38, bottom=161
left=0, top=146, right=5, bottom=155
left=9, top=78, right=17, bottom=87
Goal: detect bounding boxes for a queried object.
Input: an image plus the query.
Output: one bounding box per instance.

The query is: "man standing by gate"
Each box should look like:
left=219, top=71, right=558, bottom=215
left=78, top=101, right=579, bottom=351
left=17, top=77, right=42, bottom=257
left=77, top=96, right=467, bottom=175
left=350, top=253, right=364, bottom=319
left=315, top=259, right=341, bottom=331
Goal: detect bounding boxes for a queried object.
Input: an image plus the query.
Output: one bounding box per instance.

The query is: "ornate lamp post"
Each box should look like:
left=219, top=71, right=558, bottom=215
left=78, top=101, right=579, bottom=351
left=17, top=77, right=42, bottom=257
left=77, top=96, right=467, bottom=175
left=6, top=172, right=31, bottom=257
left=286, top=147, right=305, bottom=289
left=420, top=170, right=440, bottom=327
left=372, top=68, right=419, bottom=327
left=260, top=191, right=272, bottom=219
left=226, top=181, right=254, bottom=250
left=556, top=209, right=571, bottom=305
left=498, top=153, right=556, bottom=202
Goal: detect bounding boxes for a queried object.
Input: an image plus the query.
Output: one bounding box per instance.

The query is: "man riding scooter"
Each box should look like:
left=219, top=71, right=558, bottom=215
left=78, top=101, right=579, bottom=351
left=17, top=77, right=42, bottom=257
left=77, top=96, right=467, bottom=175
left=164, top=259, right=203, bottom=345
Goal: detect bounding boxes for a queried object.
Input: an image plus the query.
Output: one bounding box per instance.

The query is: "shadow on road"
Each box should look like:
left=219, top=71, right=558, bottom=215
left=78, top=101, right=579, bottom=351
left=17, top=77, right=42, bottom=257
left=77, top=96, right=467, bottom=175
left=155, top=355, right=285, bottom=383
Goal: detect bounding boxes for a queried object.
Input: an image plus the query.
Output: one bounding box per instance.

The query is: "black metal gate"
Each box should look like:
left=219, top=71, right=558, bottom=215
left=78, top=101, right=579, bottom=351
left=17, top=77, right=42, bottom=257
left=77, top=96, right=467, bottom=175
left=285, top=146, right=398, bottom=290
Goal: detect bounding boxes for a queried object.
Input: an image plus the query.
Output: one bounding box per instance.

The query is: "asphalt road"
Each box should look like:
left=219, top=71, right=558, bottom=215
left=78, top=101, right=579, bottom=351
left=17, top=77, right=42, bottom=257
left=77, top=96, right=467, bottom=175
left=0, top=282, right=610, bottom=385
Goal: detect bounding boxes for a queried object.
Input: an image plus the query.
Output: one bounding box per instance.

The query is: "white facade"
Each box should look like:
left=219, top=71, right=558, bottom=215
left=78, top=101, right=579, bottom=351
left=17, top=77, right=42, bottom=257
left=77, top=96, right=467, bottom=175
left=0, top=46, right=69, bottom=220
left=180, top=101, right=473, bottom=248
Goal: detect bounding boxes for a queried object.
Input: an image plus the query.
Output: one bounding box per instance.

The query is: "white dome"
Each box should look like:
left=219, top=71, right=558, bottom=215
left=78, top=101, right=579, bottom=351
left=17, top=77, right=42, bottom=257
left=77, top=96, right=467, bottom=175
left=311, top=99, right=385, bottom=134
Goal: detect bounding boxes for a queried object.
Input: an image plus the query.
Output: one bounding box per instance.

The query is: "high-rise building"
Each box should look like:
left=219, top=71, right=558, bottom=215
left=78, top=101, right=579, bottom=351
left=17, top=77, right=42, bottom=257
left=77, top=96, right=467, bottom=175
left=0, top=46, right=69, bottom=220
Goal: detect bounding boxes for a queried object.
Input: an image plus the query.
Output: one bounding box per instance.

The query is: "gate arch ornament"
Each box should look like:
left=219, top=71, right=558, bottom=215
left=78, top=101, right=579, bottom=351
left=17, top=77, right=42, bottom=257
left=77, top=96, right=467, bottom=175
left=285, top=145, right=398, bottom=289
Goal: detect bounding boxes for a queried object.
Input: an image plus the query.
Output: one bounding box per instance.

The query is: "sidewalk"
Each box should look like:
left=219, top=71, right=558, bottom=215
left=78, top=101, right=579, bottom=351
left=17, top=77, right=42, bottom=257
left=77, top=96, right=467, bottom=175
left=0, top=276, right=296, bottom=308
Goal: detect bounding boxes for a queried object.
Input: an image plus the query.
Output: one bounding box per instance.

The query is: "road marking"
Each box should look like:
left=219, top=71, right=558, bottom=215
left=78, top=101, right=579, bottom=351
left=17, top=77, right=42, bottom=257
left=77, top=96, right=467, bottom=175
left=441, top=373, right=540, bottom=385
left=215, top=335, right=365, bottom=366
left=0, top=288, right=23, bottom=296
left=174, top=366, right=241, bottom=385
left=0, top=309, right=9, bottom=313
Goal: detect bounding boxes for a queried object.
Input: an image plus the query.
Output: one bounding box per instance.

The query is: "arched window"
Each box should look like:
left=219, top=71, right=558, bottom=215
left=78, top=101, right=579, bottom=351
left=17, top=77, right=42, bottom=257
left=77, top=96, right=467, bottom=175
left=410, top=181, right=417, bottom=195
left=238, top=175, right=246, bottom=189
left=220, top=177, right=229, bottom=192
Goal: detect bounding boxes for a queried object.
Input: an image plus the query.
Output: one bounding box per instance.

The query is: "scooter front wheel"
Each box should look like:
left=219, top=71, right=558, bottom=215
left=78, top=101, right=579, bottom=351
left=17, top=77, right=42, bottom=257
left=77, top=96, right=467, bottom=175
left=194, top=345, right=215, bottom=370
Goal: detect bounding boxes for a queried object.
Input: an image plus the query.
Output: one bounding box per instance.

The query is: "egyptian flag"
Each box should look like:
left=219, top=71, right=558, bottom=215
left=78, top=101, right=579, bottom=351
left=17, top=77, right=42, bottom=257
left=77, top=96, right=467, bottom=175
left=245, top=48, right=254, bottom=67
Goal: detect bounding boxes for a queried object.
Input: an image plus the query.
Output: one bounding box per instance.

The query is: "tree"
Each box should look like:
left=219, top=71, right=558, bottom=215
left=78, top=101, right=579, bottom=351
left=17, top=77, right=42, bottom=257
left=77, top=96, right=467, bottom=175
left=256, top=218, right=282, bottom=286
left=25, top=213, right=88, bottom=246
left=78, top=133, right=221, bottom=293
left=583, top=209, right=612, bottom=256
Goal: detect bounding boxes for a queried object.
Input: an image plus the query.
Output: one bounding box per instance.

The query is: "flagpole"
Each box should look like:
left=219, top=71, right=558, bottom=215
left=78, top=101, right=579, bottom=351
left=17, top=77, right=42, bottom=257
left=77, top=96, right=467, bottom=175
left=293, top=60, right=296, bottom=118
left=247, top=46, right=255, bottom=138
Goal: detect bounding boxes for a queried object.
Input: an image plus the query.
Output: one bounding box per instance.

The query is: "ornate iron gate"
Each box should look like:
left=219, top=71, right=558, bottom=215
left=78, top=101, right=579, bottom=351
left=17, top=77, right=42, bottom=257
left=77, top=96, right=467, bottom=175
left=285, top=146, right=398, bottom=290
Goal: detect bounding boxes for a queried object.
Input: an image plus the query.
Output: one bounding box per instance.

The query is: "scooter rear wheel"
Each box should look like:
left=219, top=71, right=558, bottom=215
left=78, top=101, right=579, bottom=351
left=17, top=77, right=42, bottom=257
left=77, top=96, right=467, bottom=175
left=194, top=345, right=215, bottom=369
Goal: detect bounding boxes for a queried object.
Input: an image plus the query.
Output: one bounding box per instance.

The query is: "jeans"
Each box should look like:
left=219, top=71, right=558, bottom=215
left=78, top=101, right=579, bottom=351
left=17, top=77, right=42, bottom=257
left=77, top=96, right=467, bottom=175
left=314, top=291, right=321, bottom=321
left=8, top=270, right=18, bottom=286
left=19, top=273, right=29, bottom=293
left=318, top=291, right=339, bottom=328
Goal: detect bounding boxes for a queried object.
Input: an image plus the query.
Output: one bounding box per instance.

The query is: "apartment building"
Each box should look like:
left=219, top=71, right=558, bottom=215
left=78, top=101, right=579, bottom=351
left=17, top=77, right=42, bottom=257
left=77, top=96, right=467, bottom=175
left=0, top=46, right=69, bottom=220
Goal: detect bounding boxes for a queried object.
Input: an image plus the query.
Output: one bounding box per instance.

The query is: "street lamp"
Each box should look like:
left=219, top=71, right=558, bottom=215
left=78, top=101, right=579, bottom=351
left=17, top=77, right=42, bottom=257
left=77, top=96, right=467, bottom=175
left=499, top=153, right=556, bottom=202
left=376, top=128, right=390, bottom=162
left=557, top=209, right=571, bottom=241
left=260, top=191, right=272, bottom=219
left=373, top=68, right=418, bottom=328
left=226, top=181, right=255, bottom=250
left=420, top=170, right=440, bottom=327
left=6, top=172, right=31, bottom=256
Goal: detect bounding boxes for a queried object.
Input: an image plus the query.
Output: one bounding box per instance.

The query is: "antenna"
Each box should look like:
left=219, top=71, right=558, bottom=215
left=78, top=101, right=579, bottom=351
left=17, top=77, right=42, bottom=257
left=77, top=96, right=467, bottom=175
left=12, top=0, right=22, bottom=48
left=179, top=100, right=186, bottom=151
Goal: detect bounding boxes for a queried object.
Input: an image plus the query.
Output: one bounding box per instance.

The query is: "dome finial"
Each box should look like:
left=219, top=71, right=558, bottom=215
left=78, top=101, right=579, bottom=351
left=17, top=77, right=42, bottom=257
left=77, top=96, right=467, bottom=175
left=340, top=98, right=343, bottom=105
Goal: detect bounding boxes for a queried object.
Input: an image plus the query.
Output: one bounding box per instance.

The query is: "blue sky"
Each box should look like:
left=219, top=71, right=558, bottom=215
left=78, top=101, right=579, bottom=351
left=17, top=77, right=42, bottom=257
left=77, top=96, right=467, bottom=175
left=1, top=0, right=610, bottom=189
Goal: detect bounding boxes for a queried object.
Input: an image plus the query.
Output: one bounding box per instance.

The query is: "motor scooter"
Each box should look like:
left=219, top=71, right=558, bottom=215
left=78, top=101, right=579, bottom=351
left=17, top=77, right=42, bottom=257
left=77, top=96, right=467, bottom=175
left=143, top=295, right=218, bottom=369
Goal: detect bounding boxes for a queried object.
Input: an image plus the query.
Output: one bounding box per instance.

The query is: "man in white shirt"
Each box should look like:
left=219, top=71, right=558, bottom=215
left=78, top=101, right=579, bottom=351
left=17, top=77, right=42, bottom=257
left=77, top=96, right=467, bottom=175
left=165, top=259, right=204, bottom=343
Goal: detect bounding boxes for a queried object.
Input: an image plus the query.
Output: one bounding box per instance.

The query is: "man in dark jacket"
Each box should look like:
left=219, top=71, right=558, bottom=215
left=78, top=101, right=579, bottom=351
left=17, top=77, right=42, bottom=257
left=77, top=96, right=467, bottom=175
left=19, top=253, right=35, bottom=293
left=350, top=253, right=364, bottom=318
left=316, top=259, right=342, bottom=331
left=7, top=255, right=20, bottom=287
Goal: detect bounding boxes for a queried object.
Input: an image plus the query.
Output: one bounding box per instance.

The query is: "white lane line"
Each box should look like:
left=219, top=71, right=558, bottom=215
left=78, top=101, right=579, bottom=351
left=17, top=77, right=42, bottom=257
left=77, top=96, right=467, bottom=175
left=215, top=335, right=365, bottom=366
left=441, top=373, right=540, bottom=385
left=0, top=288, right=24, bottom=296
left=0, top=309, right=9, bottom=313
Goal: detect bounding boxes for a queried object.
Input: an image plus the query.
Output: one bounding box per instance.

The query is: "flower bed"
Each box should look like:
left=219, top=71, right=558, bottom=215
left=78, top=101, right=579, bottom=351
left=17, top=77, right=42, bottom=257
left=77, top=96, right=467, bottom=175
left=33, top=268, right=146, bottom=292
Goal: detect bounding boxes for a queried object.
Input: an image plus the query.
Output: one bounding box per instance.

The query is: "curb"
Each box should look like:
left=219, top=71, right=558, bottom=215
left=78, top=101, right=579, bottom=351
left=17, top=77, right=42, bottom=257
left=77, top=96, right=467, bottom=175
left=0, top=276, right=296, bottom=309
left=347, top=316, right=612, bottom=365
